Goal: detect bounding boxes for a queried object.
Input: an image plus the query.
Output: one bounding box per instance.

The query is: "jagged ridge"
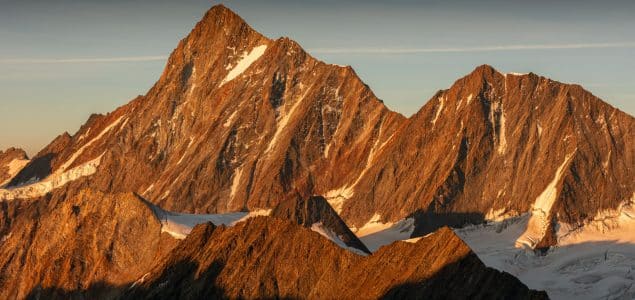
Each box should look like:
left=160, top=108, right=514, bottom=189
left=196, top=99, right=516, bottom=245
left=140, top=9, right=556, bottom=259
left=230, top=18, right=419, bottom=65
left=124, top=217, right=548, bottom=299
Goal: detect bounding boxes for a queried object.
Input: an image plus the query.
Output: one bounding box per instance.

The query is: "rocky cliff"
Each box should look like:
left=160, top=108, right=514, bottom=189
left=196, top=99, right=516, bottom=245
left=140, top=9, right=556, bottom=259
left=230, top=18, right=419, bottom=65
left=1, top=4, right=632, bottom=255
left=0, top=189, right=178, bottom=300
left=271, top=195, right=370, bottom=253
left=125, top=217, right=548, bottom=299
left=0, top=147, right=29, bottom=186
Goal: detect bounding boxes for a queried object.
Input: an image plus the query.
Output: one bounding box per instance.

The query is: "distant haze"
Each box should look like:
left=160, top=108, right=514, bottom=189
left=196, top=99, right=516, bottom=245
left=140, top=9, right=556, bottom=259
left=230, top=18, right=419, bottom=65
left=1, top=0, right=634, bottom=156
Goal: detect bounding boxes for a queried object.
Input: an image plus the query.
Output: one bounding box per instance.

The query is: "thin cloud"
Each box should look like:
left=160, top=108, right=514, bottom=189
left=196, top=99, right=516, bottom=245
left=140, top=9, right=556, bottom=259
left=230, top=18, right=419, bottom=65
left=309, top=42, right=635, bottom=54
left=0, top=55, right=168, bottom=64
left=2, top=42, right=634, bottom=64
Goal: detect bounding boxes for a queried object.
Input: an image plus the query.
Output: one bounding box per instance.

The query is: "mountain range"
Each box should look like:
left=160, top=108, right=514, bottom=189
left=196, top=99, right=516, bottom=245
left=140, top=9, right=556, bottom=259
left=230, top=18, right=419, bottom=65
left=0, top=4, right=633, bottom=299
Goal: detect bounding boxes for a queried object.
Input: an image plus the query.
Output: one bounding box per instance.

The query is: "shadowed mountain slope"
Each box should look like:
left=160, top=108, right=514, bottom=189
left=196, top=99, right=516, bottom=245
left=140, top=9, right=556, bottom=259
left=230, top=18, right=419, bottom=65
left=124, top=217, right=548, bottom=299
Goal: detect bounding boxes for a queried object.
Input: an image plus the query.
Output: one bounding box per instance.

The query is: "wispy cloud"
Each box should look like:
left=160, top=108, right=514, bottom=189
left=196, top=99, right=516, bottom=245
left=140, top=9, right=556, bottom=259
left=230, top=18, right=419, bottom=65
left=2, top=42, right=634, bottom=65
left=309, top=42, right=635, bottom=54
left=0, top=55, right=168, bottom=64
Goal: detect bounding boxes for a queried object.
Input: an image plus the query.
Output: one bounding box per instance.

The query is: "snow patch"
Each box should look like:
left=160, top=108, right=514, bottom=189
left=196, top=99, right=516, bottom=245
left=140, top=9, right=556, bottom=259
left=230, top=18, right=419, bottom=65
left=60, top=116, right=124, bottom=172
left=219, top=45, right=267, bottom=87
left=264, top=83, right=312, bottom=154
left=0, top=153, right=104, bottom=200
left=186, top=66, right=197, bottom=96
left=431, top=96, right=444, bottom=125
left=558, top=197, right=635, bottom=245
left=324, top=186, right=355, bottom=214
left=176, top=138, right=195, bottom=165
left=0, top=158, right=30, bottom=187
left=458, top=202, right=635, bottom=300
left=323, top=142, right=332, bottom=158
left=356, top=217, right=415, bottom=252
left=151, top=206, right=272, bottom=240
left=486, top=207, right=513, bottom=222
left=143, top=184, right=155, bottom=194
left=498, top=107, right=507, bottom=154
left=310, top=222, right=368, bottom=255
left=490, top=101, right=506, bottom=155
left=229, top=209, right=272, bottom=226
left=516, top=151, right=576, bottom=249
left=223, top=110, right=238, bottom=128
left=602, top=150, right=611, bottom=170
left=229, top=167, right=243, bottom=200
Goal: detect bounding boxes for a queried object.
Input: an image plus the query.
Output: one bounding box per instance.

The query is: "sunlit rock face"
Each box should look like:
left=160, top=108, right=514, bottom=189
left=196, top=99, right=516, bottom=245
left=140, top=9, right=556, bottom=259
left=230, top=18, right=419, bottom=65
left=124, top=217, right=547, bottom=300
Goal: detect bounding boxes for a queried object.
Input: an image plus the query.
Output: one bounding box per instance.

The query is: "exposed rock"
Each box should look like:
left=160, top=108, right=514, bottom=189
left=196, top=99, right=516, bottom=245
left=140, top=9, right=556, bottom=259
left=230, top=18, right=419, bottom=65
left=0, top=189, right=178, bottom=300
left=124, top=217, right=548, bottom=299
left=271, top=195, right=370, bottom=254
left=342, top=65, right=634, bottom=249
left=8, top=133, right=71, bottom=187
left=5, top=5, right=633, bottom=253
left=11, top=4, right=402, bottom=215
left=0, top=147, right=29, bottom=186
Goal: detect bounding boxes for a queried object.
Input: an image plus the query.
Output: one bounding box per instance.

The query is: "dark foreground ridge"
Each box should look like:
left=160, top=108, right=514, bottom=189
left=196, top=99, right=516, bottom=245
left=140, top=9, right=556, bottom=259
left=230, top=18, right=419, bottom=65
left=123, top=217, right=548, bottom=299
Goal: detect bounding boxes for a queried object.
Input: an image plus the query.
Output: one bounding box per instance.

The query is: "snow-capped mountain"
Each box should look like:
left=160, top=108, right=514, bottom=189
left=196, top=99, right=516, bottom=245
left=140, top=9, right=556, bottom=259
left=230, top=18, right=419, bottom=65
left=5, top=7, right=632, bottom=253
left=0, top=4, right=633, bottom=299
left=338, top=65, right=633, bottom=251
left=5, top=5, right=403, bottom=216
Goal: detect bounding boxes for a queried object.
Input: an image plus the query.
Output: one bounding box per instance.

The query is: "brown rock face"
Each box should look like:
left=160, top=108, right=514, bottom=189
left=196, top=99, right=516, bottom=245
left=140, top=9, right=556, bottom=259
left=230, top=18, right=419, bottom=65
left=0, top=189, right=178, bottom=300
left=271, top=195, right=370, bottom=253
left=5, top=5, right=633, bottom=250
left=125, top=217, right=547, bottom=299
left=0, top=147, right=28, bottom=186
left=8, top=133, right=71, bottom=187
left=14, top=5, right=402, bottom=216
left=341, top=66, right=634, bottom=242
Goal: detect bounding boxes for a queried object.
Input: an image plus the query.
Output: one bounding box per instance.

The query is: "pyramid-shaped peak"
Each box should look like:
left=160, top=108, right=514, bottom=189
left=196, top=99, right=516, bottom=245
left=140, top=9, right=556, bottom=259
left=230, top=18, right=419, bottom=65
left=271, top=195, right=371, bottom=254
left=271, top=195, right=344, bottom=226
left=461, top=64, right=504, bottom=83
left=204, top=4, right=243, bottom=21
left=472, top=64, right=499, bottom=75
left=185, top=4, right=265, bottom=44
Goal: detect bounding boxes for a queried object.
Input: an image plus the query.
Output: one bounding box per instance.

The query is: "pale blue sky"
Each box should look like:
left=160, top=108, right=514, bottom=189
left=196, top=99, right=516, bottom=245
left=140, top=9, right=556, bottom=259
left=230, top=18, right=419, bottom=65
left=1, top=0, right=634, bottom=155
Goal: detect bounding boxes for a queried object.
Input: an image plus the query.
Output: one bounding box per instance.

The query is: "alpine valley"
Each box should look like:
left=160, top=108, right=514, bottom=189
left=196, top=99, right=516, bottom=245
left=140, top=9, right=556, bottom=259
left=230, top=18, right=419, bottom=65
left=1, top=5, right=633, bottom=300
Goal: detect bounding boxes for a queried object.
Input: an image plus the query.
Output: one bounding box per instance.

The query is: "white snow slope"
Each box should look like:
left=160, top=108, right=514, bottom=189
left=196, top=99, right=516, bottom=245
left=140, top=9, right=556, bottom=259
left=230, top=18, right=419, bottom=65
left=456, top=201, right=635, bottom=300
left=149, top=205, right=271, bottom=239
left=0, top=158, right=30, bottom=187
left=220, top=44, right=268, bottom=86
left=354, top=215, right=415, bottom=252
left=0, top=154, right=104, bottom=200
left=310, top=222, right=368, bottom=256
left=349, top=199, right=635, bottom=300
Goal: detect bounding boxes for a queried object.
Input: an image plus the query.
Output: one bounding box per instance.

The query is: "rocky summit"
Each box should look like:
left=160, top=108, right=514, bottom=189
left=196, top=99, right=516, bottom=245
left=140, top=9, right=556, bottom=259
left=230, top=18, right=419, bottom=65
left=271, top=194, right=371, bottom=254
left=0, top=3, right=633, bottom=300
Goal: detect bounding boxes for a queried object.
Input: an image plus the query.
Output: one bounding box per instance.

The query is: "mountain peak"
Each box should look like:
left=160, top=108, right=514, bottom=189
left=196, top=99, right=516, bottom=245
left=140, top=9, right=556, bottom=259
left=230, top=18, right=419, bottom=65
left=201, top=4, right=248, bottom=28
left=271, top=195, right=371, bottom=254
left=472, top=64, right=499, bottom=75
left=460, top=64, right=504, bottom=85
